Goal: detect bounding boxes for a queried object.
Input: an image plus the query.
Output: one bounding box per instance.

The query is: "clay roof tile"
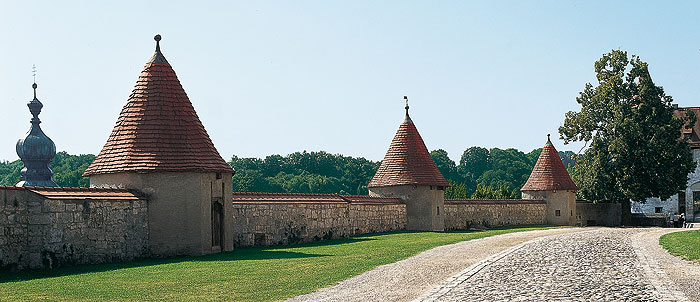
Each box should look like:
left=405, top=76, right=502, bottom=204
left=83, top=35, right=233, bottom=176
left=521, top=135, right=577, bottom=191
left=368, top=105, right=448, bottom=188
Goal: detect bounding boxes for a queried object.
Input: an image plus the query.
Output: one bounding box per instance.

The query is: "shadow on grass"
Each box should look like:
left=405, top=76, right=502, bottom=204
left=0, top=225, right=553, bottom=283
left=0, top=249, right=328, bottom=284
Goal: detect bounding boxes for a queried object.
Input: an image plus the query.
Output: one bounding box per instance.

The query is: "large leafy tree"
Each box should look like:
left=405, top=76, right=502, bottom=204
left=559, top=50, right=695, bottom=217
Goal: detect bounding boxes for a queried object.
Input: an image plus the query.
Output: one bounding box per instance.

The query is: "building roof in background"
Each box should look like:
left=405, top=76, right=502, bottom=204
left=521, top=135, right=578, bottom=191
left=368, top=103, right=449, bottom=188
left=0, top=186, right=143, bottom=200
left=83, top=35, right=233, bottom=176
left=675, top=107, right=700, bottom=148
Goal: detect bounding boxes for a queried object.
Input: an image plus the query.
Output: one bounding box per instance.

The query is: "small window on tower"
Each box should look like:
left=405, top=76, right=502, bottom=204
left=555, top=210, right=561, bottom=216
left=437, top=206, right=440, bottom=216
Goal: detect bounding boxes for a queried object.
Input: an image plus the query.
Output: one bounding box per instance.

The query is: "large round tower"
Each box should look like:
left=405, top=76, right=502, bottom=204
left=521, top=134, right=578, bottom=226
left=83, top=35, right=235, bottom=256
left=368, top=97, right=449, bottom=231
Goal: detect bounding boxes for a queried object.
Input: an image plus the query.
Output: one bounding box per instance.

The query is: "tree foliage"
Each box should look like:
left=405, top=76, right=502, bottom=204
left=229, top=151, right=379, bottom=195
left=559, top=50, right=696, bottom=203
left=470, top=184, right=519, bottom=199
left=433, top=147, right=558, bottom=199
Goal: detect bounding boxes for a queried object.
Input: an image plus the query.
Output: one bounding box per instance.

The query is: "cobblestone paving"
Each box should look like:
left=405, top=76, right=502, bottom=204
left=423, top=229, right=662, bottom=302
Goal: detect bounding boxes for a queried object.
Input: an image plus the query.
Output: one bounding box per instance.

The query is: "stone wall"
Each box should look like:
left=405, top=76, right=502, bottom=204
left=443, top=199, right=547, bottom=230
left=576, top=201, right=621, bottom=226
left=231, top=199, right=406, bottom=247
left=0, top=187, right=148, bottom=271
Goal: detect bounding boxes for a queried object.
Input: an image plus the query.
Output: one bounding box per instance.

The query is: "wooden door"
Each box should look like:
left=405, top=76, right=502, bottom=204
left=212, top=200, right=223, bottom=251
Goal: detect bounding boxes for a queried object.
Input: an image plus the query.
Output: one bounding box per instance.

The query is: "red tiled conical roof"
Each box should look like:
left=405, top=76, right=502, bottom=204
left=368, top=105, right=449, bottom=188
left=83, top=35, right=234, bottom=176
left=521, top=135, right=577, bottom=191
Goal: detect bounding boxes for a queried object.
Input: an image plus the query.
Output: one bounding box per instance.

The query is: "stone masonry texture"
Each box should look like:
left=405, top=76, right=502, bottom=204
left=443, top=201, right=547, bottom=230
left=0, top=188, right=148, bottom=271
left=231, top=202, right=406, bottom=247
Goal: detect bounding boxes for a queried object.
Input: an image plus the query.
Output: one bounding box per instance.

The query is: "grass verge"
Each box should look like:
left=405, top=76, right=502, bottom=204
left=659, top=230, right=700, bottom=263
left=0, top=226, right=559, bottom=301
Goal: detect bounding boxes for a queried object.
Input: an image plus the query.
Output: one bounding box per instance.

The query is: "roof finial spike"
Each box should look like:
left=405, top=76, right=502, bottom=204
left=32, top=65, right=37, bottom=99
left=154, top=34, right=162, bottom=52
left=546, top=133, right=553, bottom=146
left=404, top=95, right=409, bottom=114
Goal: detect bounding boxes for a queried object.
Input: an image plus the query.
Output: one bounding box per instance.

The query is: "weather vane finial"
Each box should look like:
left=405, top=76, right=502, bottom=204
left=31, top=65, right=38, bottom=99
left=154, top=34, right=162, bottom=52
left=403, top=95, right=409, bottom=113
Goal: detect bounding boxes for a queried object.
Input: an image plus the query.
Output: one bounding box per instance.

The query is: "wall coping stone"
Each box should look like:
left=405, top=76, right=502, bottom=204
left=445, top=199, right=546, bottom=205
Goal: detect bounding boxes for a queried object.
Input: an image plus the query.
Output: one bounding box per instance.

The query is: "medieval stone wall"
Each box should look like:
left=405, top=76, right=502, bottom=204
left=0, top=188, right=148, bottom=271
left=443, top=199, right=547, bottom=230
left=576, top=201, right=621, bottom=226
left=231, top=202, right=406, bottom=247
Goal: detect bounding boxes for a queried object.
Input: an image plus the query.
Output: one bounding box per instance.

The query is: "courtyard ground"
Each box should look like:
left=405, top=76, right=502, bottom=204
left=291, top=228, right=700, bottom=302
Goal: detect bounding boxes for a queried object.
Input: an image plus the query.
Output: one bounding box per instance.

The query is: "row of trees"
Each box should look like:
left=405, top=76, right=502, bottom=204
left=229, top=148, right=574, bottom=198
left=431, top=148, right=574, bottom=199
left=0, top=148, right=576, bottom=200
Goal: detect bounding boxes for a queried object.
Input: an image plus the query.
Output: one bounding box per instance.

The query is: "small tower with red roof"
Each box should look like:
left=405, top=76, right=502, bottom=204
left=368, top=97, right=449, bottom=231
left=521, top=134, right=578, bottom=226
left=84, top=35, right=235, bottom=256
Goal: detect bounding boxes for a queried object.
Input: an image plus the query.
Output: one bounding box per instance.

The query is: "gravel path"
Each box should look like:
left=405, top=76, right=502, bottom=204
left=286, top=228, right=588, bottom=302
left=633, top=228, right=700, bottom=301
left=417, top=228, right=700, bottom=302
left=288, top=228, right=700, bottom=302
left=418, top=229, right=659, bottom=301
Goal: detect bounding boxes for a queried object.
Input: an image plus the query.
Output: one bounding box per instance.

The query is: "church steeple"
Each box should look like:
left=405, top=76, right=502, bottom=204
left=16, top=81, right=58, bottom=187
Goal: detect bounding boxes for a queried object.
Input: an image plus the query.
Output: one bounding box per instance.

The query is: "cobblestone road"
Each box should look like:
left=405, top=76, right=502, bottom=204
left=416, top=228, right=687, bottom=302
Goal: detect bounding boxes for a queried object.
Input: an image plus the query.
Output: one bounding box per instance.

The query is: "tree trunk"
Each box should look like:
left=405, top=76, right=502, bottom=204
left=620, top=199, right=632, bottom=226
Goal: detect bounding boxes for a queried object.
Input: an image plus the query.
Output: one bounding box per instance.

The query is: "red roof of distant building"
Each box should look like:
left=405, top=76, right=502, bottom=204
left=83, top=36, right=233, bottom=176
left=675, top=107, right=700, bottom=148
left=368, top=105, right=449, bottom=188
left=521, top=135, right=577, bottom=191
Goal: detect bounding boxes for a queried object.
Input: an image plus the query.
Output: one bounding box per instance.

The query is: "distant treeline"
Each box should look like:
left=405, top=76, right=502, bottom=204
left=0, top=148, right=576, bottom=199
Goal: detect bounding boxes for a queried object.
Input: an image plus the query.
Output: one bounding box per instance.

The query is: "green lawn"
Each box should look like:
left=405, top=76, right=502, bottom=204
left=0, top=226, right=558, bottom=302
left=659, top=230, right=700, bottom=263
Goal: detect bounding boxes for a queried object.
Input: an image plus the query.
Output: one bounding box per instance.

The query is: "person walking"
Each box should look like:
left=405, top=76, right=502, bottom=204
left=680, top=213, right=686, bottom=228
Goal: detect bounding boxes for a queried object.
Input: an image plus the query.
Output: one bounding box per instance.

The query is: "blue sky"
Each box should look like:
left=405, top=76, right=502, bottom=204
left=1, top=1, right=699, bottom=162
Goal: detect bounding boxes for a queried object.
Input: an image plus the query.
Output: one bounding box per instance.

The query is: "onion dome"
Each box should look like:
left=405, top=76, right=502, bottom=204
left=83, top=35, right=234, bottom=176
left=521, top=134, right=577, bottom=191
left=16, top=82, right=58, bottom=187
left=368, top=97, right=449, bottom=188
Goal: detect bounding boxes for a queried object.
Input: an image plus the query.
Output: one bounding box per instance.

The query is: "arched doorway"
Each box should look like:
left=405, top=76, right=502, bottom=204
left=211, top=200, right=224, bottom=252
